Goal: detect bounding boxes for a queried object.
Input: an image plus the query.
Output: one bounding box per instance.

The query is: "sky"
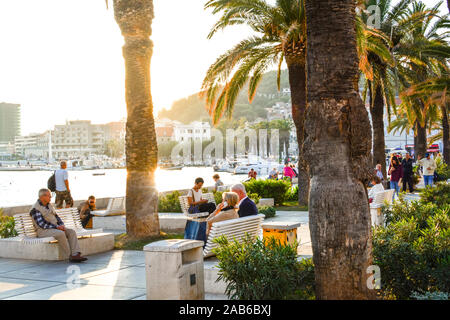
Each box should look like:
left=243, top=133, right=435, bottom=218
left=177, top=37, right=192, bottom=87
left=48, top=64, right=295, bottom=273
left=0, top=0, right=446, bottom=136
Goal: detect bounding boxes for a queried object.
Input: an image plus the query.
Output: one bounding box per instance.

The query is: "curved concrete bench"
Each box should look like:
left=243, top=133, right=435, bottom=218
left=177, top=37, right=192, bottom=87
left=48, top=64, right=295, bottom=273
left=0, top=208, right=114, bottom=261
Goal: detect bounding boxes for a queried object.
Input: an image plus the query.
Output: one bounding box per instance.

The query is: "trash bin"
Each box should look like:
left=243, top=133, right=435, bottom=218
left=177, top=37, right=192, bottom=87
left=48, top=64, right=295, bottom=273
left=143, top=239, right=205, bottom=300
left=261, top=221, right=301, bottom=247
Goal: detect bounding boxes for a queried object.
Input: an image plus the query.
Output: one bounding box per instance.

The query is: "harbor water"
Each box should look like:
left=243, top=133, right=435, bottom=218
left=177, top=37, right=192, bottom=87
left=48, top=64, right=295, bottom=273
left=0, top=167, right=247, bottom=207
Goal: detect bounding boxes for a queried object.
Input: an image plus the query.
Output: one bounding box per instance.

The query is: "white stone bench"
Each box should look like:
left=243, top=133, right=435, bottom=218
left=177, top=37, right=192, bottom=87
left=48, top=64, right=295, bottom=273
left=179, top=193, right=216, bottom=221
left=0, top=208, right=114, bottom=261
left=92, top=197, right=126, bottom=217
left=203, top=214, right=264, bottom=258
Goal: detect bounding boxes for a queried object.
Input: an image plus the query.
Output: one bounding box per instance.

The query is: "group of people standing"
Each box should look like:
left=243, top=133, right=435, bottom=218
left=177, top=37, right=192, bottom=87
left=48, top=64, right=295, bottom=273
left=376, top=152, right=438, bottom=197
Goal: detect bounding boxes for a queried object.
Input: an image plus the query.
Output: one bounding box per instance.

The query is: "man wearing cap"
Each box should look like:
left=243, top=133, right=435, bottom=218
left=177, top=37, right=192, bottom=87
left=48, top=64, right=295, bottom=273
left=417, top=153, right=436, bottom=188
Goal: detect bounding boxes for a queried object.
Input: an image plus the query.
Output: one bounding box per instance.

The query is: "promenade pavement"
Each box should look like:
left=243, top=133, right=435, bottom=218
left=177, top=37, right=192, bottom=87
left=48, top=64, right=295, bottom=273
left=0, top=210, right=311, bottom=300
left=0, top=189, right=426, bottom=301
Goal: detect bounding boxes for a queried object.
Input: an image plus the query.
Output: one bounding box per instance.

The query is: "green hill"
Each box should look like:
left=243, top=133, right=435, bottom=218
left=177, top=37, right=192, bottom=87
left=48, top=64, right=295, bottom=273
left=157, top=69, right=291, bottom=124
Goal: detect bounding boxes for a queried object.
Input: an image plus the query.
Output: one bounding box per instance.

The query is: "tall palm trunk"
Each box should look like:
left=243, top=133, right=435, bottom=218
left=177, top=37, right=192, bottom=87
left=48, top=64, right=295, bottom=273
left=442, top=104, right=450, bottom=164
left=287, top=59, right=309, bottom=206
left=304, top=0, right=375, bottom=299
left=415, top=120, right=427, bottom=159
left=369, top=84, right=387, bottom=179
left=113, top=0, right=160, bottom=238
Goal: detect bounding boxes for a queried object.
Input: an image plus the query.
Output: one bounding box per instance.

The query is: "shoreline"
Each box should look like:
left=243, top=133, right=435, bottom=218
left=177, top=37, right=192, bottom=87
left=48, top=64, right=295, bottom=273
left=0, top=185, right=219, bottom=217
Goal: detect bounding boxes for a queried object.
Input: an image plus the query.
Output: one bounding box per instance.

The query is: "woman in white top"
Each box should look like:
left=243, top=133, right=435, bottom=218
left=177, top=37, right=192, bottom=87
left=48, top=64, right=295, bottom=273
left=187, top=177, right=216, bottom=214
left=368, top=176, right=385, bottom=203
left=206, top=192, right=239, bottom=236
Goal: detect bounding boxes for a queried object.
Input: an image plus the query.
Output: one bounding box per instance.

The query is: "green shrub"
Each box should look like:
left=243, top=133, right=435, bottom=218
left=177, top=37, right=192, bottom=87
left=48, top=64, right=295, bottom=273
left=158, top=191, right=182, bottom=213
left=0, top=209, right=18, bottom=239
left=286, top=185, right=299, bottom=202
left=213, top=234, right=314, bottom=300
left=374, top=195, right=450, bottom=299
left=248, top=193, right=260, bottom=204
left=288, top=258, right=316, bottom=300
left=213, top=191, right=224, bottom=205
left=243, top=179, right=291, bottom=205
left=435, top=157, right=450, bottom=181
left=258, top=206, right=276, bottom=219
left=420, top=182, right=450, bottom=207
left=410, top=291, right=449, bottom=300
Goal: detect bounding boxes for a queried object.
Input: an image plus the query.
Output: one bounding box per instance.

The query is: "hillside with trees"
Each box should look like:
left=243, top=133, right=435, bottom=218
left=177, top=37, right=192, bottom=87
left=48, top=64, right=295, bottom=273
left=157, top=69, right=291, bottom=124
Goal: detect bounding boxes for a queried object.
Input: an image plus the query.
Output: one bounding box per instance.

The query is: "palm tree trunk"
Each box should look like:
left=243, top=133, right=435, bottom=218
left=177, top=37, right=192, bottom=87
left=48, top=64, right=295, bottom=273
left=415, top=121, right=427, bottom=159
left=304, top=0, right=375, bottom=300
left=370, top=84, right=387, bottom=179
left=442, top=104, right=450, bottom=164
left=113, top=0, right=160, bottom=238
left=287, top=60, right=309, bottom=206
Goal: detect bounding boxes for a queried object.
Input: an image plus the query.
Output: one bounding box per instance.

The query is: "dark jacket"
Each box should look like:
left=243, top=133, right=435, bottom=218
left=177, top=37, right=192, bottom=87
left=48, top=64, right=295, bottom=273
left=401, top=158, right=414, bottom=176
left=237, top=197, right=259, bottom=218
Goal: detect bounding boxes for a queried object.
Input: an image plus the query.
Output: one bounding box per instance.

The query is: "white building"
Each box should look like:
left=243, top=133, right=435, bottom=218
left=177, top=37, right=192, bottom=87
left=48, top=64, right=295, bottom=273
left=53, top=120, right=104, bottom=159
left=14, top=131, right=55, bottom=159
left=172, top=121, right=211, bottom=143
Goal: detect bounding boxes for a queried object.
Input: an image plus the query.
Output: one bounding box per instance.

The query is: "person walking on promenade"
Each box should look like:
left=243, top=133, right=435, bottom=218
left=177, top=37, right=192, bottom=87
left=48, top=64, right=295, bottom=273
left=30, top=188, right=87, bottom=262
left=388, top=156, right=403, bottom=197
left=283, top=163, right=296, bottom=182
left=401, top=153, right=415, bottom=193
left=290, top=164, right=299, bottom=177
left=418, top=153, right=437, bottom=188
left=55, top=160, right=73, bottom=209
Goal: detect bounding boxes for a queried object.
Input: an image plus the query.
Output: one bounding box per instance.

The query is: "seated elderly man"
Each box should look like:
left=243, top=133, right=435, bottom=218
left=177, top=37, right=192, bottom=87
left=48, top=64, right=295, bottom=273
left=230, top=183, right=259, bottom=218
left=29, top=188, right=87, bottom=262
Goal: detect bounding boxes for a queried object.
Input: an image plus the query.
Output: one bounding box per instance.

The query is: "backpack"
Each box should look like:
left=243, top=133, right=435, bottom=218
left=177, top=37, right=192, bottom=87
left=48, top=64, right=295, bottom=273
left=47, top=171, right=56, bottom=192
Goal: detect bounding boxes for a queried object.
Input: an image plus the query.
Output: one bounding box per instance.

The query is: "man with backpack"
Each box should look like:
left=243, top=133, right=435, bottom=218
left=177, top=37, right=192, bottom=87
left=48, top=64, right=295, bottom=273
left=54, top=161, right=73, bottom=209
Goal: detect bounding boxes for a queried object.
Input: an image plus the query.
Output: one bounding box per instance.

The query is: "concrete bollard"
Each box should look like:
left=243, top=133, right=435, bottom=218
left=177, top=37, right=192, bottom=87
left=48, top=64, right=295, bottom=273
left=143, top=239, right=205, bottom=300
left=258, top=198, right=275, bottom=207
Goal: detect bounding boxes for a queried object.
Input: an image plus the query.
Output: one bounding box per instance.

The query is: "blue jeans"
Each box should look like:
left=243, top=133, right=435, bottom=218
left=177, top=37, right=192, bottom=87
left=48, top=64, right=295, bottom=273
left=390, top=181, right=399, bottom=197
left=423, top=175, right=434, bottom=187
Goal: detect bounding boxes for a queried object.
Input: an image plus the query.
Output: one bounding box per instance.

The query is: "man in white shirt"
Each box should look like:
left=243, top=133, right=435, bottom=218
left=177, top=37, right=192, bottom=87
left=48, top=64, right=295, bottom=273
left=55, top=160, right=73, bottom=209
left=417, top=153, right=436, bottom=188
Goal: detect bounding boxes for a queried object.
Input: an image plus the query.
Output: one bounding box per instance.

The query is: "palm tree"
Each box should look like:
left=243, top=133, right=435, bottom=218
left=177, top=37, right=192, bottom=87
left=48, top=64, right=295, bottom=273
left=201, top=0, right=310, bottom=205
left=359, top=0, right=412, bottom=179
left=111, top=0, right=160, bottom=238
left=394, top=1, right=449, bottom=159
left=403, top=73, right=450, bottom=163
left=304, top=0, right=375, bottom=299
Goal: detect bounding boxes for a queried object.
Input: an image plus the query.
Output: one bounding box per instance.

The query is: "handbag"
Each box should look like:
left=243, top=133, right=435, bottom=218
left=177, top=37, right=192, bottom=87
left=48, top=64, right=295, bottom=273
left=187, top=189, right=201, bottom=214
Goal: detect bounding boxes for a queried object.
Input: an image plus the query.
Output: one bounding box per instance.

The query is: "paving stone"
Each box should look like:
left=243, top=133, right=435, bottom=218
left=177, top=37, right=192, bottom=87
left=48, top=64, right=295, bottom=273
left=0, top=259, right=53, bottom=274
left=4, top=283, right=146, bottom=300
left=82, top=250, right=144, bottom=266
left=77, top=266, right=146, bottom=289
left=0, top=260, right=129, bottom=283
left=0, top=277, right=61, bottom=299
